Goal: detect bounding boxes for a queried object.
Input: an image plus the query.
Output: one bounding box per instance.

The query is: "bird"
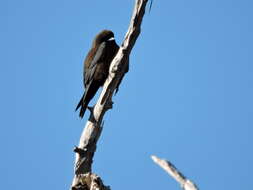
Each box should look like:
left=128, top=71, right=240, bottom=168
left=75, top=30, right=120, bottom=118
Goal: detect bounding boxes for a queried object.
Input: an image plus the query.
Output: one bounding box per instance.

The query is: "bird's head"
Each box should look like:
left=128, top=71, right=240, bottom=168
left=92, top=30, right=115, bottom=47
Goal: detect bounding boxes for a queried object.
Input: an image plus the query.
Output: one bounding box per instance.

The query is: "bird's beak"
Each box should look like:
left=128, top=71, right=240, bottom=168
left=108, top=37, right=115, bottom=41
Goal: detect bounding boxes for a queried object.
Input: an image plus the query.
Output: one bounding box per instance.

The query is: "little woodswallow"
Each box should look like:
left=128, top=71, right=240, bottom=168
left=75, top=30, right=120, bottom=118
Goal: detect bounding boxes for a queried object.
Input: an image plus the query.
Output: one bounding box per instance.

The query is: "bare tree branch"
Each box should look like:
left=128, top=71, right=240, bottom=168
left=70, top=1, right=148, bottom=189
left=151, top=155, right=199, bottom=190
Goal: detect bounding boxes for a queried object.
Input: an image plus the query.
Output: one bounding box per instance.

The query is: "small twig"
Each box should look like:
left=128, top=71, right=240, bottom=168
left=151, top=155, right=199, bottom=190
left=73, top=146, right=86, bottom=156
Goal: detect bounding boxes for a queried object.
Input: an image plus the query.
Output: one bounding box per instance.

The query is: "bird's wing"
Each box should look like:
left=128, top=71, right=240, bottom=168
left=84, top=42, right=107, bottom=87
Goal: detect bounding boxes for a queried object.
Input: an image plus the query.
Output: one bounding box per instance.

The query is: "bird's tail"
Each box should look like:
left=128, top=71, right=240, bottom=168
left=75, top=94, right=86, bottom=117
left=75, top=82, right=100, bottom=118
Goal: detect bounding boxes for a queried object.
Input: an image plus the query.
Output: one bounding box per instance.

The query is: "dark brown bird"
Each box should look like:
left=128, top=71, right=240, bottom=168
left=76, top=30, right=120, bottom=118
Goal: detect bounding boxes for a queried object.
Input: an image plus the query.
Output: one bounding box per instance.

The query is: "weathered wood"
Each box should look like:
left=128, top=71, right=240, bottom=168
left=70, top=1, right=148, bottom=190
left=151, top=155, right=199, bottom=190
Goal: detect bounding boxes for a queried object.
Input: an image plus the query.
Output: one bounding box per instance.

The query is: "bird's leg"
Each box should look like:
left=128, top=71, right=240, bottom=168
left=87, top=106, right=94, bottom=113
left=88, top=106, right=96, bottom=123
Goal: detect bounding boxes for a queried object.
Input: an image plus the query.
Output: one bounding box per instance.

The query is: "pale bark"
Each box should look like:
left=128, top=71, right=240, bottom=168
left=70, top=1, right=148, bottom=190
left=151, top=155, right=199, bottom=190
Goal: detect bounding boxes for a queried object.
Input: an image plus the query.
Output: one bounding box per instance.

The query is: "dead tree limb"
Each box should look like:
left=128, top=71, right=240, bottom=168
left=151, top=155, right=199, bottom=190
left=70, top=1, right=148, bottom=190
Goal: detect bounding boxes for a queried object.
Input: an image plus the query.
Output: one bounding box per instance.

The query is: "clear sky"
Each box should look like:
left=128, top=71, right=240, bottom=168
left=1, top=0, right=253, bottom=189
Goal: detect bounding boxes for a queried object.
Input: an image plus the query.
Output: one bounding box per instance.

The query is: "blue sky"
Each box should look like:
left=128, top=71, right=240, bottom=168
left=1, top=0, right=253, bottom=189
